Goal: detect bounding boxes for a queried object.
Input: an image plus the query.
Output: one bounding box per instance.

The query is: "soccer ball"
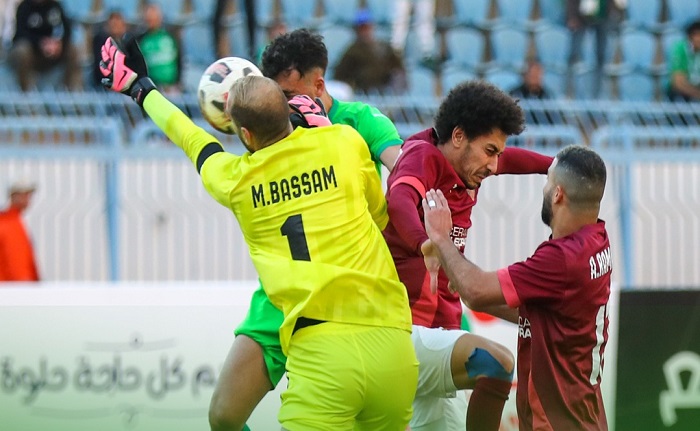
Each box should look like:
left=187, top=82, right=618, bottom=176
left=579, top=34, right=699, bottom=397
left=198, top=57, right=263, bottom=134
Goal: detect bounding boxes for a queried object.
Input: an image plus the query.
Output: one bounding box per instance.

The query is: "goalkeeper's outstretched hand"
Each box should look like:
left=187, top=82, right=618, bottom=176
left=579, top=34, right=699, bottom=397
left=99, top=36, right=156, bottom=106
left=289, top=95, right=332, bottom=129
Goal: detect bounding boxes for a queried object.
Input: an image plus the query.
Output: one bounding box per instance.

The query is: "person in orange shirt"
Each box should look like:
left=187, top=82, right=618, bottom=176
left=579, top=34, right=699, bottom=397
left=0, top=180, right=39, bottom=282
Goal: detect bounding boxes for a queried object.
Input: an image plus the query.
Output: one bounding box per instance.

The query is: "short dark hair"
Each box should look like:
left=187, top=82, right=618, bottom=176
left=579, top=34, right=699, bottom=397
left=260, top=29, right=328, bottom=79
left=554, top=145, right=607, bottom=209
left=434, top=80, right=524, bottom=144
left=686, top=20, right=700, bottom=37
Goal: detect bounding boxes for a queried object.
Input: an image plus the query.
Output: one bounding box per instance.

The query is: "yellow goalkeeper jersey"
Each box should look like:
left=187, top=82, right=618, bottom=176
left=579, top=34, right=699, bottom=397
left=144, top=91, right=412, bottom=353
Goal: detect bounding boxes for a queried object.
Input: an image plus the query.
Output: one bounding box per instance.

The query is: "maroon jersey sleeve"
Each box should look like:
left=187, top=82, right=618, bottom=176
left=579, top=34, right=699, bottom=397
left=497, top=241, right=568, bottom=307
left=387, top=183, right=429, bottom=253
left=496, top=147, right=553, bottom=175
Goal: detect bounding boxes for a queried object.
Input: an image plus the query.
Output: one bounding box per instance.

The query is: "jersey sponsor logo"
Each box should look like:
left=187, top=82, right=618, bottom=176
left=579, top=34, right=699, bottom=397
left=451, top=225, right=467, bottom=250
left=589, top=246, right=612, bottom=280
left=251, top=165, right=338, bottom=208
left=518, top=316, right=532, bottom=339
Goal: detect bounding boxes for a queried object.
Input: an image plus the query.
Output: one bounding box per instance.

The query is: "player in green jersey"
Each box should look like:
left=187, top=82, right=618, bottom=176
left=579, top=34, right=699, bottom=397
left=209, top=29, right=406, bottom=431
left=99, top=36, right=417, bottom=431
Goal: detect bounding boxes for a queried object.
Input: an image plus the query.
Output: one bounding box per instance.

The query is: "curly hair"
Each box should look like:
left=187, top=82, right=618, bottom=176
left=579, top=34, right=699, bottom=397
left=260, top=29, right=328, bottom=79
left=434, top=80, right=525, bottom=144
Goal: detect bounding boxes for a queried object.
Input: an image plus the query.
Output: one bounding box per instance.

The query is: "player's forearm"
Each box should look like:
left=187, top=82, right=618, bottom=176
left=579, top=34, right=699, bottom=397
left=143, top=91, right=223, bottom=170
left=496, top=147, right=553, bottom=175
left=478, top=304, right=519, bottom=324
left=432, top=237, right=497, bottom=311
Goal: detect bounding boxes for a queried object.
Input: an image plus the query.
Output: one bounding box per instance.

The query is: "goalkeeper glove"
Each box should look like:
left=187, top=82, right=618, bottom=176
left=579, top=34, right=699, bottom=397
left=99, top=36, right=156, bottom=106
left=288, top=95, right=332, bottom=129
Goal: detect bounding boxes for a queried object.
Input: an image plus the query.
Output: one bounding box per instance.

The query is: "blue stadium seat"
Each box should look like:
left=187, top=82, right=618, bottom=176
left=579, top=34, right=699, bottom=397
left=407, top=67, right=437, bottom=98
left=490, top=28, right=528, bottom=71
left=484, top=69, right=521, bottom=92
left=280, top=0, right=319, bottom=28
left=323, top=0, right=360, bottom=26
left=452, top=0, right=495, bottom=30
left=441, top=68, right=477, bottom=95
left=365, top=0, right=394, bottom=27
left=667, top=0, right=700, bottom=29
left=495, top=0, right=535, bottom=30
left=534, top=25, right=570, bottom=73
left=251, top=0, right=275, bottom=26
left=148, top=0, right=187, bottom=24
left=62, top=0, right=103, bottom=25
left=103, top=0, right=142, bottom=24
left=182, top=24, right=216, bottom=66
left=543, top=70, right=566, bottom=97
left=618, top=72, right=657, bottom=102
left=444, top=27, right=485, bottom=71
left=662, top=29, right=685, bottom=62
left=624, top=0, right=662, bottom=32
left=538, top=0, right=565, bottom=26
left=190, top=0, right=217, bottom=21
left=616, top=30, right=662, bottom=75
left=319, top=26, right=355, bottom=73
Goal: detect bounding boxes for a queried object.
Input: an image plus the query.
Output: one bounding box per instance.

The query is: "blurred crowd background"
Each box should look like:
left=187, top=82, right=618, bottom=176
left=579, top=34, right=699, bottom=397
left=1, top=0, right=700, bottom=102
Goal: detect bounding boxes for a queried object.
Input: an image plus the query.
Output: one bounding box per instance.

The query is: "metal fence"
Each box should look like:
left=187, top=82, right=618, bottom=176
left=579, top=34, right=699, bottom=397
left=2, top=93, right=700, bottom=288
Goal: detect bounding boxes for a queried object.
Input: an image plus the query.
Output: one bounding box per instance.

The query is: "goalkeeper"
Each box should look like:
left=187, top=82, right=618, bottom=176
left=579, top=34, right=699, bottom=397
left=99, top=36, right=418, bottom=431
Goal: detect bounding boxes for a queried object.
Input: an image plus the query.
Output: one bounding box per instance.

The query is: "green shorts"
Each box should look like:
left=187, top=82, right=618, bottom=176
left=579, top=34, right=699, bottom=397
left=234, top=283, right=287, bottom=386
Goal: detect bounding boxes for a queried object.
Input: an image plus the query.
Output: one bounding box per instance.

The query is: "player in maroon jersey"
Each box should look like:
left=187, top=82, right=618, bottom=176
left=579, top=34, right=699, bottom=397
left=383, top=80, right=554, bottom=430
left=422, top=145, right=611, bottom=431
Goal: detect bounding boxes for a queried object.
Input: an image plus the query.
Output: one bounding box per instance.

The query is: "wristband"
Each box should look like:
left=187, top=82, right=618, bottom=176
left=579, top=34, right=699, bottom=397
left=130, top=77, right=157, bottom=107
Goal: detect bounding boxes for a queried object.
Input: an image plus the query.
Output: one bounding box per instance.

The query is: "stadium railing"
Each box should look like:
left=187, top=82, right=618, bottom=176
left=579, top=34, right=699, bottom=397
left=2, top=95, right=700, bottom=288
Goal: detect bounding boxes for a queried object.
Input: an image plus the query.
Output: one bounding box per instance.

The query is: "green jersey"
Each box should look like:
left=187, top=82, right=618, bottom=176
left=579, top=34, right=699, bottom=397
left=328, top=99, right=403, bottom=175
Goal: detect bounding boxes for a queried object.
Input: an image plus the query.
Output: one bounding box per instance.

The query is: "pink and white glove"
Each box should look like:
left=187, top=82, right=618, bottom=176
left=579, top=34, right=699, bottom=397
left=288, top=95, right=332, bottom=128
left=99, top=36, right=155, bottom=106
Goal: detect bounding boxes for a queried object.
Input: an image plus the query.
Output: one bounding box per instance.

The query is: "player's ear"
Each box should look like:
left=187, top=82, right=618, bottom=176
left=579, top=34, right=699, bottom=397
left=553, top=185, right=564, bottom=204
left=314, top=75, right=325, bottom=98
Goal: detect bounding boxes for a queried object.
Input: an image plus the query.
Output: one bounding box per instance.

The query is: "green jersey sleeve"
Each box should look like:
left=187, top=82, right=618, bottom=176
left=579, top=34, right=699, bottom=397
left=328, top=99, right=402, bottom=172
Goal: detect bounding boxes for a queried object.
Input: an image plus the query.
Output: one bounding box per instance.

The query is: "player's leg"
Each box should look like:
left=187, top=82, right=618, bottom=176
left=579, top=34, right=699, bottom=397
left=348, top=326, right=418, bottom=431
left=209, top=286, right=287, bottom=431
left=209, top=335, right=272, bottom=431
left=451, top=332, right=514, bottom=431
left=279, top=322, right=366, bottom=431
left=409, top=325, right=467, bottom=431
left=8, top=40, right=36, bottom=91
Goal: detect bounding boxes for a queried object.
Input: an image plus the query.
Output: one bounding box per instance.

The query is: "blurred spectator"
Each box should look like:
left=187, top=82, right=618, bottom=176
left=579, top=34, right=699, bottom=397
left=334, top=9, right=406, bottom=95
left=565, top=0, right=625, bottom=98
left=91, top=10, right=127, bottom=89
left=0, top=179, right=39, bottom=282
left=9, top=0, right=82, bottom=91
left=214, top=0, right=256, bottom=60
left=137, top=2, right=181, bottom=92
left=1, top=0, right=20, bottom=54
left=509, top=59, right=552, bottom=100
left=667, top=20, right=700, bottom=102
left=256, top=18, right=287, bottom=66
left=391, top=0, right=439, bottom=71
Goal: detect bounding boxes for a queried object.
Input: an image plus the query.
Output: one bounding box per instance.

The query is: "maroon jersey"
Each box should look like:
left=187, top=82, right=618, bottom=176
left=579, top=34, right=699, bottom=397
left=384, top=130, right=475, bottom=329
left=497, top=221, right=612, bottom=431
left=384, top=128, right=553, bottom=329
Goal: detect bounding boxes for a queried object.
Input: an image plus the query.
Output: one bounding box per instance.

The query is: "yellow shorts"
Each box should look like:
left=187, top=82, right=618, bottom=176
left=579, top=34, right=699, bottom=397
left=279, top=322, right=418, bottom=431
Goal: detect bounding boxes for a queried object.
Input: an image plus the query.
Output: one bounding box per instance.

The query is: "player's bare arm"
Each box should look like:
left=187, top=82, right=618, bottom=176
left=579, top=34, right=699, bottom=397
left=422, top=188, right=509, bottom=312
left=379, top=144, right=401, bottom=171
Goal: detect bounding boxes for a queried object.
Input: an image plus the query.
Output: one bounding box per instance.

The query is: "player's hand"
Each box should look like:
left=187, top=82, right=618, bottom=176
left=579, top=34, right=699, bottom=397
left=420, top=239, right=440, bottom=295
left=100, top=36, right=155, bottom=105
left=288, top=95, right=332, bottom=128
left=422, top=189, right=452, bottom=243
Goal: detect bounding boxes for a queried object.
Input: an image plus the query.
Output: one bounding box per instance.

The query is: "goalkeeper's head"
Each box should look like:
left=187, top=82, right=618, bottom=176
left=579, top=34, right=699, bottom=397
left=260, top=29, right=329, bottom=101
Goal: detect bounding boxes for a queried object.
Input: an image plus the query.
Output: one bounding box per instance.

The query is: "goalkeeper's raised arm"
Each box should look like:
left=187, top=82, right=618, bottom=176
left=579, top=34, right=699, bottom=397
left=99, top=36, right=222, bottom=172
